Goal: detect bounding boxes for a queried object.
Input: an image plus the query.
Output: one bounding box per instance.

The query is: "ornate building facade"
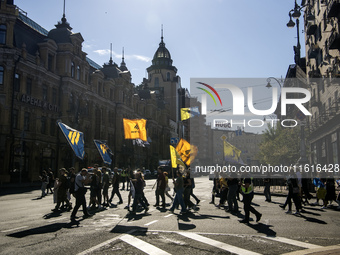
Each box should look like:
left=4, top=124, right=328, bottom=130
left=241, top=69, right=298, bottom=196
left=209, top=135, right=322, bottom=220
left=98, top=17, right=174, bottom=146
left=0, top=1, right=174, bottom=183
left=303, top=0, right=340, bottom=165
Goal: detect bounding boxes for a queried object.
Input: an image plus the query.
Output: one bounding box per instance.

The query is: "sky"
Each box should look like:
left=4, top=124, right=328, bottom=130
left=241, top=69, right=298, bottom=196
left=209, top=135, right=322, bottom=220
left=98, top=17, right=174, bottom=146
left=15, top=0, right=305, bottom=91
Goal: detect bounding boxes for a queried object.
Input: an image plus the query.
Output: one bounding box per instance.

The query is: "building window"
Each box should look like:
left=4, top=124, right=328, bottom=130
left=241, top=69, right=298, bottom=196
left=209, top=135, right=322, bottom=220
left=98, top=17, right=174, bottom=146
left=48, top=54, right=53, bottom=71
left=0, top=66, right=4, bottom=85
left=24, top=112, right=30, bottom=131
left=166, top=72, right=170, bottom=81
left=0, top=24, right=6, bottom=45
left=52, top=88, right=57, bottom=105
left=71, top=62, right=75, bottom=78
left=77, top=65, right=80, bottom=80
left=110, top=88, right=114, bottom=101
left=335, top=91, right=338, bottom=112
left=12, top=109, right=18, bottom=129
left=41, top=116, right=46, bottom=134
left=154, top=77, right=159, bottom=87
left=50, top=119, right=56, bottom=136
left=42, top=84, right=48, bottom=101
left=26, top=78, right=32, bottom=95
left=14, top=73, right=20, bottom=92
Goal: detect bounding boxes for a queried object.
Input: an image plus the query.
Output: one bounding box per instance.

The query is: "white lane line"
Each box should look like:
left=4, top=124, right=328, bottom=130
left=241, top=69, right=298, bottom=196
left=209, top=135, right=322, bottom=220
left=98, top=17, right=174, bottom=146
left=179, top=232, right=261, bottom=255
left=47, top=217, right=67, bottom=223
left=144, top=220, right=158, bottom=226
left=119, top=234, right=171, bottom=255
left=77, top=230, right=135, bottom=255
left=1, top=226, right=28, bottom=233
left=164, top=214, right=174, bottom=218
left=261, top=236, right=322, bottom=249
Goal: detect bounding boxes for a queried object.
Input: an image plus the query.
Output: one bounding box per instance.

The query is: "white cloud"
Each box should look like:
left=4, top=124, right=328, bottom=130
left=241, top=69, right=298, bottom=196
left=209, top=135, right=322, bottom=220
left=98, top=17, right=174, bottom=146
left=93, top=49, right=151, bottom=62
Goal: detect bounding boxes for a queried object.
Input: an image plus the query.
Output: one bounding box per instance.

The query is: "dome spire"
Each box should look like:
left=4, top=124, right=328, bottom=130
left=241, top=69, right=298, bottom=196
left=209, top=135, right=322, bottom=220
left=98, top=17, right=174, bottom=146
left=55, top=0, right=72, bottom=29
left=120, top=47, right=128, bottom=71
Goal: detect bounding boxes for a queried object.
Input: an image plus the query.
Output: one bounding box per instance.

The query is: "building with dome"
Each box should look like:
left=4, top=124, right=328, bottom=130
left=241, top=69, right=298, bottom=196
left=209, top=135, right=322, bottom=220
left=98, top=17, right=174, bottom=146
left=0, top=0, right=173, bottom=183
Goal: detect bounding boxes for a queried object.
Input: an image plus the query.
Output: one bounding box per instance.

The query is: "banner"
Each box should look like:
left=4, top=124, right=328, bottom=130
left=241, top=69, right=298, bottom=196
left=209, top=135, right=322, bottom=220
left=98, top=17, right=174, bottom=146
left=180, top=107, right=200, bottom=121
left=223, top=140, right=242, bottom=164
left=123, top=118, right=147, bottom=141
left=175, top=138, right=197, bottom=166
left=94, top=140, right=113, bottom=164
left=58, top=122, right=85, bottom=160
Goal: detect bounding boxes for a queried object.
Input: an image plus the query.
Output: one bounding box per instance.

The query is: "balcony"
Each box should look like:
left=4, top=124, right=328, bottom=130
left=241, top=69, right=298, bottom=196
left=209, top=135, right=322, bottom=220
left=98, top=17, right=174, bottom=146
left=329, top=30, right=340, bottom=50
left=306, top=23, right=317, bottom=36
left=327, top=0, right=340, bottom=18
left=307, top=45, right=320, bottom=59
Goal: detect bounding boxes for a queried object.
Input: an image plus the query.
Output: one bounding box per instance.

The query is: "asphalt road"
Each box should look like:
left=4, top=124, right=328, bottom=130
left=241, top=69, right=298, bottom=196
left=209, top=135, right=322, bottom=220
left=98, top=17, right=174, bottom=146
left=1, top=177, right=340, bottom=255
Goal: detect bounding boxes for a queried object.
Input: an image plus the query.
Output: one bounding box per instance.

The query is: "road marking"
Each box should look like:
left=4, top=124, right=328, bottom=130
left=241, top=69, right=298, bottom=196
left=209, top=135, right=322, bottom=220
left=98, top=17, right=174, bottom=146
left=119, top=234, right=171, bottom=255
left=77, top=230, right=135, bottom=255
left=1, top=226, right=28, bottom=233
left=261, top=236, right=322, bottom=249
left=164, top=214, right=173, bottom=218
left=145, top=220, right=158, bottom=226
left=179, top=232, right=262, bottom=255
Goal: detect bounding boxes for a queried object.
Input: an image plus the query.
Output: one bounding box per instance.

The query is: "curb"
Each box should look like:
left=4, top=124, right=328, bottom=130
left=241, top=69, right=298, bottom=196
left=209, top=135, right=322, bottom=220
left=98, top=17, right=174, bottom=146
left=282, top=245, right=340, bottom=255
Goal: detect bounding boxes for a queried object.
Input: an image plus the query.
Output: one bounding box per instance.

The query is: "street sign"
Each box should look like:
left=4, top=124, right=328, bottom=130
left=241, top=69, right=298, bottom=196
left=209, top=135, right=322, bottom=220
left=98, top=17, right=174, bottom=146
left=170, top=137, right=179, bottom=145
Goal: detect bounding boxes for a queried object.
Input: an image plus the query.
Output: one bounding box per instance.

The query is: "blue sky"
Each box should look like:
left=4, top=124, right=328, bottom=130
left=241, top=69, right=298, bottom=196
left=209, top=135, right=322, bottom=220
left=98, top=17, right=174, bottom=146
left=15, top=0, right=304, bottom=90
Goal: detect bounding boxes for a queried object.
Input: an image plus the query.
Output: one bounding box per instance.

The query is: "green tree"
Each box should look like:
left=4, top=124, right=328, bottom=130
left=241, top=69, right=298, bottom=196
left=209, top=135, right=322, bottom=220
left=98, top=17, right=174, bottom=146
left=258, top=124, right=301, bottom=166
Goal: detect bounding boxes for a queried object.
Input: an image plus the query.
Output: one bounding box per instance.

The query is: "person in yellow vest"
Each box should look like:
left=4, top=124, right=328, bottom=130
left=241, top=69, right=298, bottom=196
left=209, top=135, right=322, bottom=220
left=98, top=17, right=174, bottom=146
left=121, top=169, right=127, bottom=190
left=240, top=176, right=262, bottom=224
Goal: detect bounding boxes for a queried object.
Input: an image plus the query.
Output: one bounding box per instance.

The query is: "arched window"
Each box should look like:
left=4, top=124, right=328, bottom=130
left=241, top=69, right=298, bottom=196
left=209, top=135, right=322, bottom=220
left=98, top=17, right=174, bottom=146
left=154, top=77, right=159, bottom=87
left=71, top=62, right=75, bottom=78
left=0, top=66, right=4, bottom=85
left=0, top=25, right=6, bottom=45
left=77, top=65, right=80, bottom=80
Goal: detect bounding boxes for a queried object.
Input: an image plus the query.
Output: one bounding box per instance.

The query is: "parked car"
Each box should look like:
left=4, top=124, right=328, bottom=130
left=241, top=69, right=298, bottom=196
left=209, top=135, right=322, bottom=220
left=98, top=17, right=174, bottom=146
left=143, top=169, right=151, bottom=179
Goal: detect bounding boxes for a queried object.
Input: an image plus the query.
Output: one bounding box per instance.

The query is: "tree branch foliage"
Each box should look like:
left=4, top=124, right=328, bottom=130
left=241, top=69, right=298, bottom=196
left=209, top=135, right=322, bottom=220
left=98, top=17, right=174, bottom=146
left=258, top=124, right=301, bottom=166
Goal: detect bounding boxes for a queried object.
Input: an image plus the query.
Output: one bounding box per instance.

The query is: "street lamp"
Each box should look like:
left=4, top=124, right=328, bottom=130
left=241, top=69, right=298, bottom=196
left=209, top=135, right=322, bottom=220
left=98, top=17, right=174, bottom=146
left=266, top=77, right=283, bottom=89
left=286, top=0, right=315, bottom=65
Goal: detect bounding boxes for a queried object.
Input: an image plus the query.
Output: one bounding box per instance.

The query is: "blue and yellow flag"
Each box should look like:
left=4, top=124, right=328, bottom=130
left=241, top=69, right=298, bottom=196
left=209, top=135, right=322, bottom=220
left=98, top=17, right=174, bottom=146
left=94, top=140, right=113, bottom=164
left=175, top=139, right=198, bottom=166
left=58, top=122, right=85, bottom=160
left=180, top=107, right=200, bottom=121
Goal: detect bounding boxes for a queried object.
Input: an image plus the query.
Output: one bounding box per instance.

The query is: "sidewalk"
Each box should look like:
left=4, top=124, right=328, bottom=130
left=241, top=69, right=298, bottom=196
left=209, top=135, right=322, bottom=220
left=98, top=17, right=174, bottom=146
left=282, top=244, right=340, bottom=255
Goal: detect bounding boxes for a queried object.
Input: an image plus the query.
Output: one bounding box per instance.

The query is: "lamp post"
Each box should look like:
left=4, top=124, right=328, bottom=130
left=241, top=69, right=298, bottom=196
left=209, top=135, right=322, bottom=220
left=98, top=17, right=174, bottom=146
left=286, top=0, right=315, bottom=65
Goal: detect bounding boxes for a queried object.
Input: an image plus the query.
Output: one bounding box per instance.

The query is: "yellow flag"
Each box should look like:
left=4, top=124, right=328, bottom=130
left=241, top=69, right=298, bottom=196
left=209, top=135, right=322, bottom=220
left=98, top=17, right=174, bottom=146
left=181, top=108, right=191, bottom=121
left=223, top=140, right=241, bottom=164
left=123, top=118, right=147, bottom=141
left=170, top=145, right=177, bottom=168
left=175, top=138, right=195, bottom=165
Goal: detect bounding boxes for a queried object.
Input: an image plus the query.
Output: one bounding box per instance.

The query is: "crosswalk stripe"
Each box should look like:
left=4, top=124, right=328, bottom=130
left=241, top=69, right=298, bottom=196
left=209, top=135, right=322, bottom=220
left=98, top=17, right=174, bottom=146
left=145, top=220, right=158, bottom=226
left=179, top=232, right=262, bottom=255
left=261, top=236, right=322, bottom=249
left=1, top=226, right=28, bottom=233
left=119, top=234, right=171, bottom=255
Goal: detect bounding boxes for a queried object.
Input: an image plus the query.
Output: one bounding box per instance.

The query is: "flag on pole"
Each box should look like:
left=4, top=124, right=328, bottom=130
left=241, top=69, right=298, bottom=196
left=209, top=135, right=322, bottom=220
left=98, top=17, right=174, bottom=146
left=180, top=107, right=200, bottom=121
left=58, top=122, right=85, bottom=160
left=223, top=140, right=242, bottom=164
left=175, top=138, right=198, bottom=166
left=170, top=145, right=186, bottom=168
left=94, top=140, right=113, bottom=164
left=123, top=118, right=147, bottom=141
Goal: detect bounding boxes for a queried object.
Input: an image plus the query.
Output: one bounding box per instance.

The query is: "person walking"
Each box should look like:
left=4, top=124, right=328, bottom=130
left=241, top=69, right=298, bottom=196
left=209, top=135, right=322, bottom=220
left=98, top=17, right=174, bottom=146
left=169, top=170, right=187, bottom=214
left=39, top=170, right=49, bottom=198
left=240, top=176, right=262, bottom=224
left=52, top=168, right=72, bottom=212
left=102, top=167, right=110, bottom=207
left=263, top=176, right=271, bottom=202
left=164, top=172, right=173, bottom=201
left=70, top=168, right=92, bottom=221
left=130, top=171, right=149, bottom=214
left=154, top=167, right=166, bottom=208
left=226, top=175, right=239, bottom=213
left=109, top=167, right=123, bottom=205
